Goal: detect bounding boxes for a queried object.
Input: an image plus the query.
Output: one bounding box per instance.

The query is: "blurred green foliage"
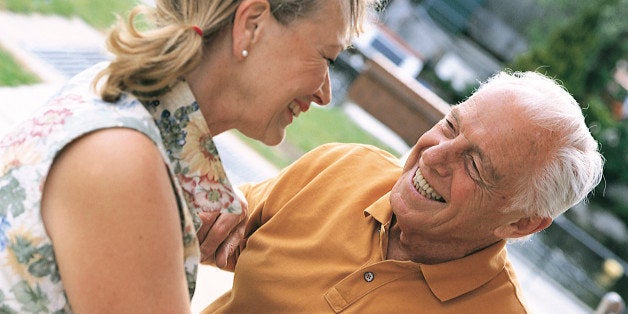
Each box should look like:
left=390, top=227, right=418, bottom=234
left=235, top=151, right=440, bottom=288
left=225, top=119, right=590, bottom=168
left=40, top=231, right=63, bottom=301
left=510, top=0, right=628, bottom=221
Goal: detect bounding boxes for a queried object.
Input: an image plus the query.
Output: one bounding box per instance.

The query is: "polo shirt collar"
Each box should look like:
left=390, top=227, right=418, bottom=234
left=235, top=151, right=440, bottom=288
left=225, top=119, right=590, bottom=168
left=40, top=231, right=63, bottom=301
left=420, top=240, right=508, bottom=301
left=364, top=191, right=393, bottom=226
left=364, top=193, right=508, bottom=302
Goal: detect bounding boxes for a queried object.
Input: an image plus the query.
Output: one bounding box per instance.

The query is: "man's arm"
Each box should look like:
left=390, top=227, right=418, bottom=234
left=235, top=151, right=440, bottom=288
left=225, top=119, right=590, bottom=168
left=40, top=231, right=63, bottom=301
left=199, top=144, right=387, bottom=270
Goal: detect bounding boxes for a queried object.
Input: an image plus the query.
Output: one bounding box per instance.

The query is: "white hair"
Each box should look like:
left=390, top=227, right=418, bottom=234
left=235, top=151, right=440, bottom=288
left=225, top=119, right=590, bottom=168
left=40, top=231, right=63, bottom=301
left=477, top=71, right=604, bottom=219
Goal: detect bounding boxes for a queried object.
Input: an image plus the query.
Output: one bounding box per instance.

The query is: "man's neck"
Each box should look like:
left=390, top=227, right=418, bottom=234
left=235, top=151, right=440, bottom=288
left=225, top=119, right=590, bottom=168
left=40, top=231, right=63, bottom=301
left=386, top=222, right=499, bottom=265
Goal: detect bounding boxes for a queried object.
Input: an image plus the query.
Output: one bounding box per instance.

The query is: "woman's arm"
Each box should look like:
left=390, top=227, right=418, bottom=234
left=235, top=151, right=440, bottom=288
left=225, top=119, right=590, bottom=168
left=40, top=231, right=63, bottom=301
left=41, top=128, right=190, bottom=313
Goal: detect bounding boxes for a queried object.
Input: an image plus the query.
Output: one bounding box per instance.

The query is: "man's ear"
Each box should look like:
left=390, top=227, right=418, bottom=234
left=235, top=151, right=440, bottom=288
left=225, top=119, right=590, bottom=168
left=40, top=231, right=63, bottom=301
left=494, top=216, right=553, bottom=239
left=231, top=0, right=271, bottom=59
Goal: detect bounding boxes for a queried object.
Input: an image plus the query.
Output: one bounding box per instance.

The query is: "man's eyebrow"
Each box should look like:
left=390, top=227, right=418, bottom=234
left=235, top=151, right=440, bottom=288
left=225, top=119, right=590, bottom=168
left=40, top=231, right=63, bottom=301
left=452, top=106, right=501, bottom=186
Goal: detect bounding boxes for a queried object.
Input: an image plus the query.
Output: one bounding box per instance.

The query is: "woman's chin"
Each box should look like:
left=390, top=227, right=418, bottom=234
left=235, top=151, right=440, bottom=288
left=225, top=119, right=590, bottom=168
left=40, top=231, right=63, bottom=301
left=259, top=132, right=285, bottom=147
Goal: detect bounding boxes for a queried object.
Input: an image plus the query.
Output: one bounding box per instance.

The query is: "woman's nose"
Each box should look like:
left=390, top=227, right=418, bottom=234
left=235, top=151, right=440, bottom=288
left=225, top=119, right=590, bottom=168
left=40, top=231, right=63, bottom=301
left=312, top=71, right=332, bottom=106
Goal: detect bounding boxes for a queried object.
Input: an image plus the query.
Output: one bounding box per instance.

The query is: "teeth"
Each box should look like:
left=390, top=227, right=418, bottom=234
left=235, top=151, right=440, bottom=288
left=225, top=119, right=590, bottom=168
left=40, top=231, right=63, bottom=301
left=413, top=168, right=444, bottom=202
left=289, top=103, right=301, bottom=117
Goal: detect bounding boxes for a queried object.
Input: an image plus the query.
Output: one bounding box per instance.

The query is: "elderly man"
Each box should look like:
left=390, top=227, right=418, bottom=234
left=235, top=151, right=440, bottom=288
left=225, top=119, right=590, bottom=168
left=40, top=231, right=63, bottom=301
left=201, top=71, right=604, bottom=313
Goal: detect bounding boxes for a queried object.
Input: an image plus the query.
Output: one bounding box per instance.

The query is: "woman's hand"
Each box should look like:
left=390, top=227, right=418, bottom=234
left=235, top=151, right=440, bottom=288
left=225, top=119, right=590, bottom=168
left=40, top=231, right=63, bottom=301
left=196, top=187, right=248, bottom=269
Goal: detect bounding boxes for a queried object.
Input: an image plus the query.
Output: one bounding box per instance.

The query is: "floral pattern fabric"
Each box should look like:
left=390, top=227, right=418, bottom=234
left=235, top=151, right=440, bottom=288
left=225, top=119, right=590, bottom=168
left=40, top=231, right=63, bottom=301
left=0, top=62, right=241, bottom=313
left=145, top=81, right=243, bottom=228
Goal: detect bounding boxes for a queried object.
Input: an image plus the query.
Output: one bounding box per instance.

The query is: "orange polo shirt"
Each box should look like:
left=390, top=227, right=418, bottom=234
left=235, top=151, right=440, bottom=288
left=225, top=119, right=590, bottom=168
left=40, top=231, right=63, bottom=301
left=203, top=143, right=529, bottom=313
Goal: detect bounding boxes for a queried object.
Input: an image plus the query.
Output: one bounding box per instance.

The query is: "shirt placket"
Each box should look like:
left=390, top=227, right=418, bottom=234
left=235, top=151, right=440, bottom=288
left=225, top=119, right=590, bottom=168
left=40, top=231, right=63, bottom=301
left=324, top=261, right=418, bottom=312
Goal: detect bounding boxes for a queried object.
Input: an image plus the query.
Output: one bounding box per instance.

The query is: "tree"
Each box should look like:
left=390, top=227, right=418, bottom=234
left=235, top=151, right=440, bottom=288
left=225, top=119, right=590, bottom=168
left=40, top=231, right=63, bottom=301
left=510, top=0, right=628, bottom=221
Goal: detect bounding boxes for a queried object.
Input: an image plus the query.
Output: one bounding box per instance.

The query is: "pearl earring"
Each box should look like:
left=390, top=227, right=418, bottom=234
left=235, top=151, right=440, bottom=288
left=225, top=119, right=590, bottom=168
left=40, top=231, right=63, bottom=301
left=242, top=50, right=249, bottom=58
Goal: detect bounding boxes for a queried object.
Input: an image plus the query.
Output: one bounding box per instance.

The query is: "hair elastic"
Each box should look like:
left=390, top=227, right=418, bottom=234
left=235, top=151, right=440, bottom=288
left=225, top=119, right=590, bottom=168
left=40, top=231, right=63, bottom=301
left=192, top=26, right=203, bottom=37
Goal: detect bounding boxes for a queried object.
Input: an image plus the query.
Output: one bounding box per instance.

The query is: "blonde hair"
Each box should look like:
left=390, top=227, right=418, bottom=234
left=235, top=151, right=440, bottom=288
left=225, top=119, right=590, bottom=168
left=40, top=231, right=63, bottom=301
left=95, top=0, right=373, bottom=102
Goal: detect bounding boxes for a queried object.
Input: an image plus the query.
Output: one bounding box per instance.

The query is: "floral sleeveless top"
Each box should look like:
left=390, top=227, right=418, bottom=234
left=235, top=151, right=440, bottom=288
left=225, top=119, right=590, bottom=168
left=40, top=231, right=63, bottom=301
left=0, top=63, right=242, bottom=313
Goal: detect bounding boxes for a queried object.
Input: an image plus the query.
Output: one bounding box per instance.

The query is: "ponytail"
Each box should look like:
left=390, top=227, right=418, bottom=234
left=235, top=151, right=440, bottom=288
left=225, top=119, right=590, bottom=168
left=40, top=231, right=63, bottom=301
left=94, top=5, right=204, bottom=102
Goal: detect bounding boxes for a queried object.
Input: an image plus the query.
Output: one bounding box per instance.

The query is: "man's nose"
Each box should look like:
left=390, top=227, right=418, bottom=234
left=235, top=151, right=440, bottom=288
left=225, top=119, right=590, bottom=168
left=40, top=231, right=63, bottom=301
left=312, top=71, right=332, bottom=106
left=421, top=144, right=453, bottom=177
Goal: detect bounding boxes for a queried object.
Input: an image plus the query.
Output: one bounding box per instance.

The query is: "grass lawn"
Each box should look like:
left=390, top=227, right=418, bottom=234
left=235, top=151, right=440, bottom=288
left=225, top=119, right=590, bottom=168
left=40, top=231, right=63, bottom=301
left=0, top=0, right=140, bottom=30
left=236, top=105, right=401, bottom=168
left=0, top=48, right=39, bottom=86
left=0, top=0, right=140, bottom=85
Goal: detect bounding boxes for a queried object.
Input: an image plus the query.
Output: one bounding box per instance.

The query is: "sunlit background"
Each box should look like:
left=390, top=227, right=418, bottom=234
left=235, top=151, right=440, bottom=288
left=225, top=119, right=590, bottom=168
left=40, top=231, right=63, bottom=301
left=0, top=0, right=626, bottom=313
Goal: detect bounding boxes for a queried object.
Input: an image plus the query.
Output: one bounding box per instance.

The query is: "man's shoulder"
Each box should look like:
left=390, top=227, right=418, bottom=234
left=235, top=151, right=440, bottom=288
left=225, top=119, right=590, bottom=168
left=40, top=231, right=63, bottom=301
left=273, top=143, right=401, bottom=193
left=308, top=143, right=402, bottom=167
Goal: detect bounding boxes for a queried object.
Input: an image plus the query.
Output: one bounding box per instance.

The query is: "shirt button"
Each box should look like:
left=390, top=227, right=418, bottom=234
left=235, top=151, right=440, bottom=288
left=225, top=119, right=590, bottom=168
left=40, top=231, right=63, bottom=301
left=364, top=271, right=375, bottom=282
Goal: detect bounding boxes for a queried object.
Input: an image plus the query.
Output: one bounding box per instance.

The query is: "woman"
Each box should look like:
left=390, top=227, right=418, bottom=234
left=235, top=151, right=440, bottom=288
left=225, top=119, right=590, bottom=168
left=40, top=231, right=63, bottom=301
left=0, top=0, right=372, bottom=312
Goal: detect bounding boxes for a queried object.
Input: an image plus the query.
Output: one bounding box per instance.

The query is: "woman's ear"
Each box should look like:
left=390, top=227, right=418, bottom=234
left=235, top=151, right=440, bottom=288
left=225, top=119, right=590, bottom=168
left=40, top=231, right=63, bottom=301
left=232, top=0, right=271, bottom=59
left=493, top=216, right=553, bottom=239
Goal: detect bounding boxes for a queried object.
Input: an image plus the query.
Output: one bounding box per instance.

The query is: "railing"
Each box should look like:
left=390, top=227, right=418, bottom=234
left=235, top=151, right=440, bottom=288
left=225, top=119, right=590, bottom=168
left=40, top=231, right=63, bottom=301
left=509, top=216, right=627, bottom=309
left=345, top=53, right=449, bottom=146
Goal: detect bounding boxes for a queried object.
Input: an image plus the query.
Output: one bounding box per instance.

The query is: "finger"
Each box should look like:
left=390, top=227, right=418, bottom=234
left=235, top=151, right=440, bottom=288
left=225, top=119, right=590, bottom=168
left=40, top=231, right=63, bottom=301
left=196, top=211, right=220, bottom=263
left=214, top=241, right=237, bottom=271
left=198, top=212, right=244, bottom=264
left=215, top=220, right=246, bottom=271
left=196, top=211, right=220, bottom=243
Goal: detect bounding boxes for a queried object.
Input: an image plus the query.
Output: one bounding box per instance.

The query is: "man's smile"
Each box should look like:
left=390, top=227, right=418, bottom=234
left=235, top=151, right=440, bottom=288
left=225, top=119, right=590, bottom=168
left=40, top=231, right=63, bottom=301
left=413, top=168, right=445, bottom=202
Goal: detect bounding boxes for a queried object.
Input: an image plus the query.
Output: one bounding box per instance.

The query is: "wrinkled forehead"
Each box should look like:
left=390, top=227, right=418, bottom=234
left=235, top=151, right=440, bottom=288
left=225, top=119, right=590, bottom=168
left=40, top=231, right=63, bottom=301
left=456, top=88, right=550, bottom=184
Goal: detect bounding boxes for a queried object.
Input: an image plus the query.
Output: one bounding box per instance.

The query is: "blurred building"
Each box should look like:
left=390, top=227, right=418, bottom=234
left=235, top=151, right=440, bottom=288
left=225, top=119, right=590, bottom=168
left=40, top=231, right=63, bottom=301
left=380, top=0, right=534, bottom=92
